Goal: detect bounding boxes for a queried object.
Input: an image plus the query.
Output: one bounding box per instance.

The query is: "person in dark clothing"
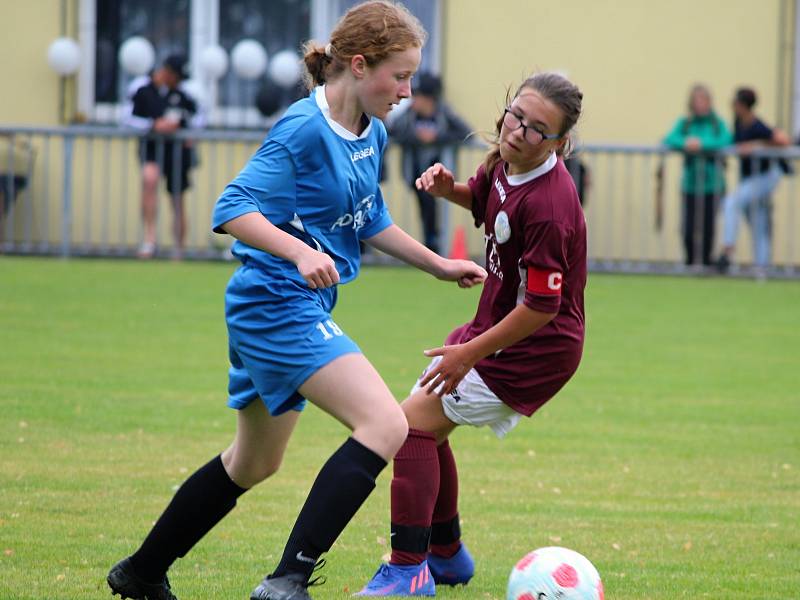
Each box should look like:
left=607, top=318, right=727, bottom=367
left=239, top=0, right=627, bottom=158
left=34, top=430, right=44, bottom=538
left=664, top=84, right=732, bottom=266
left=388, top=72, right=471, bottom=254
left=123, top=54, right=201, bottom=259
left=717, top=87, right=790, bottom=273
left=563, top=155, right=590, bottom=207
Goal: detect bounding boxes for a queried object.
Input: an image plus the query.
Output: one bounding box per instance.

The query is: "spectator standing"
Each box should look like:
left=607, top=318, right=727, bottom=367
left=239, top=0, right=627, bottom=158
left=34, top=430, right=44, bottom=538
left=717, top=87, right=790, bottom=274
left=123, top=54, right=204, bottom=259
left=0, top=135, right=35, bottom=243
left=388, top=72, right=471, bottom=254
left=563, top=155, right=590, bottom=207
left=664, top=84, right=731, bottom=267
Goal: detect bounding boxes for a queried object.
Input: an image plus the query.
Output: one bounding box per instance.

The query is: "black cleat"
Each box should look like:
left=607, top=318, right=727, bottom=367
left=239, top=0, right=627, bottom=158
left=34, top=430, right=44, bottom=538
left=250, top=573, right=315, bottom=600
left=107, top=557, right=177, bottom=600
left=251, top=558, right=326, bottom=600
left=716, top=254, right=730, bottom=274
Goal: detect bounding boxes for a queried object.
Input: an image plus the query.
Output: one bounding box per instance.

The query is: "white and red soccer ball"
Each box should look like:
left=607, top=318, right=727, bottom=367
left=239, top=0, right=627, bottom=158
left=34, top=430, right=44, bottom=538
left=506, top=546, right=604, bottom=600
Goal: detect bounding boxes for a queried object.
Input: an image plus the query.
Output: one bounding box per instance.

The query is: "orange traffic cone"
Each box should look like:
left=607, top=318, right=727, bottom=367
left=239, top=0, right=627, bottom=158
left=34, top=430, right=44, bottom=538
left=448, top=226, right=469, bottom=260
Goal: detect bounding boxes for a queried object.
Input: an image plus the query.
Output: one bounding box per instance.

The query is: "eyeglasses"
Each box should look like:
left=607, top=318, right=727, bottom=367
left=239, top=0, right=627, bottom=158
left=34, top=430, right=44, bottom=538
left=502, top=108, right=561, bottom=145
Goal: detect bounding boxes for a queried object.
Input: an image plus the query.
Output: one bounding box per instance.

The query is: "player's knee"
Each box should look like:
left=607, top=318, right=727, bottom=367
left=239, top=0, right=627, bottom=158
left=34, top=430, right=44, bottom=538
left=355, top=404, right=407, bottom=460
left=378, top=407, right=409, bottom=457
left=237, top=461, right=280, bottom=488
left=225, top=453, right=283, bottom=488
left=142, top=164, right=160, bottom=189
left=254, top=457, right=282, bottom=482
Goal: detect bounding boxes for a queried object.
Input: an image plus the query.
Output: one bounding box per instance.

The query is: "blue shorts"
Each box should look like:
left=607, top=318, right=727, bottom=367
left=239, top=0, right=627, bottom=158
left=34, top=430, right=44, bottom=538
left=224, top=264, right=361, bottom=415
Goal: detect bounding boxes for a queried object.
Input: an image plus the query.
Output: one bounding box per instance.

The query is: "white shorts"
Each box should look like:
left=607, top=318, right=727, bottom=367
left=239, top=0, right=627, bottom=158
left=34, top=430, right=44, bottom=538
left=411, top=356, right=522, bottom=438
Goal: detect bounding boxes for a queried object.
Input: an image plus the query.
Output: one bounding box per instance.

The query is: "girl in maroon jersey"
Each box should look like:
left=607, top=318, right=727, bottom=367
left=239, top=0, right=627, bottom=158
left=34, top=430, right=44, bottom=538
left=358, top=72, right=586, bottom=596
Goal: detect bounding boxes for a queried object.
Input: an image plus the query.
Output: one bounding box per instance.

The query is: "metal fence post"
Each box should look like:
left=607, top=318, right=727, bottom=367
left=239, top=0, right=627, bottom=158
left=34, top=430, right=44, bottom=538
left=61, top=134, right=75, bottom=257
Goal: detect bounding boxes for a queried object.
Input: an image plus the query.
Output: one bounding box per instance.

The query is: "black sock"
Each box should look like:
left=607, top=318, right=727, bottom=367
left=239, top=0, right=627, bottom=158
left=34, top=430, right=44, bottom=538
left=130, top=454, right=247, bottom=582
left=272, top=437, right=387, bottom=580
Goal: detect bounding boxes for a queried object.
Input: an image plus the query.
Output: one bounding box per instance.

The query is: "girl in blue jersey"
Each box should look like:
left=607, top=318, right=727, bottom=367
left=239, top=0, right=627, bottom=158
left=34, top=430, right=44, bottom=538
left=106, top=3, right=486, bottom=600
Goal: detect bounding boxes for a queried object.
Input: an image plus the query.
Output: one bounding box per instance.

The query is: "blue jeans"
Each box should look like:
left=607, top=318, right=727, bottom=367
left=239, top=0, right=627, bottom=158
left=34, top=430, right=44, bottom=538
left=722, top=168, right=782, bottom=267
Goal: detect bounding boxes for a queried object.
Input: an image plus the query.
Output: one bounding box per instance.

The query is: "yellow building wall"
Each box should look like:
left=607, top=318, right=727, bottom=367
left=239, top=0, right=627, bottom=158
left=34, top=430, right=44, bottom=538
left=436, top=0, right=791, bottom=262
left=0, top=0, right=69, bottom=125
left=1, top=1, right=785, bottom=135
left=441, top=0, right=783, bottom=144
left=1, top=0, right=796, bottom=267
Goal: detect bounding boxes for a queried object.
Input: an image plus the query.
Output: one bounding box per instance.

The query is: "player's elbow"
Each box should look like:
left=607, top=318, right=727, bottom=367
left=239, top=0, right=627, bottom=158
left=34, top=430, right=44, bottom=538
left=535, top=311, right=558, bottom=330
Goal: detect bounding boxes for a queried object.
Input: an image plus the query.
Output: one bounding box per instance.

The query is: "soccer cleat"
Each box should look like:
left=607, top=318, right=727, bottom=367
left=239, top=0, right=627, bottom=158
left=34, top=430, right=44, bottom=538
left=356, top=561, right=435, bottom=596
left=250, top=573, right=316, bottom=600
left=106, top=557, right=177, bottom=600
left=715, top=254, right=730, bottom=274
left=251, top=557, right=326, bottom=600
left=427, top=544, right=474, bottom=586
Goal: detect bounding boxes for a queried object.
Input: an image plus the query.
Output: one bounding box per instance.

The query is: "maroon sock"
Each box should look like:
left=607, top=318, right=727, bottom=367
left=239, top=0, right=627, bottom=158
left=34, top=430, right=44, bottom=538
left=390, top=429, right=439, bottom=566
left=430, top=439, right=461, bottom=558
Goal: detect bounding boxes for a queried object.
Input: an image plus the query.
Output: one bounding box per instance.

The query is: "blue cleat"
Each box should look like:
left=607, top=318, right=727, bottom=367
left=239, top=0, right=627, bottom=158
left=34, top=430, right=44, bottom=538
left=356, top=561, right=435, bottom=596
left=427, top=544, right=474, bottom=586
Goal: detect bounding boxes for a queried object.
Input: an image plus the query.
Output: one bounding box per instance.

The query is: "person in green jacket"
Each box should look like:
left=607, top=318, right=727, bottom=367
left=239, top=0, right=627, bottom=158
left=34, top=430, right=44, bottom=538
left=664, top=84, right=732, bottom=266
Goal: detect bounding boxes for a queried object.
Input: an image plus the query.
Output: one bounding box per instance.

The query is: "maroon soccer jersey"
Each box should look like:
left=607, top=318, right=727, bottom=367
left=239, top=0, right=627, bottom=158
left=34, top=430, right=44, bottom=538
left=448, top=154, right=587, bottom=417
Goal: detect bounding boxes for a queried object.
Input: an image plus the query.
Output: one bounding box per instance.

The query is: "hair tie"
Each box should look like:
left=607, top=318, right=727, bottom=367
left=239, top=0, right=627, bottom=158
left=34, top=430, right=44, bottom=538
left=324, top=43, right=333, bottom=58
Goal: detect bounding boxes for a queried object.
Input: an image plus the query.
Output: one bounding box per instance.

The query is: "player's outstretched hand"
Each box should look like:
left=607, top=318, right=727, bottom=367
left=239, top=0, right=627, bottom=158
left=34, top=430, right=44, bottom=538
left=416, top=163, right=455, bottom=198
left=420, top=344, right=478, bottom=397
left=296, top=249, right=340, bottom=289
left=438, top=259, right=487, bottom=288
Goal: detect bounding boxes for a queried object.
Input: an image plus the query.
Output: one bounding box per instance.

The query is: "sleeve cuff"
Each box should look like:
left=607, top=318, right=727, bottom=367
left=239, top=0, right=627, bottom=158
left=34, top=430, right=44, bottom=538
left=359, top=211, right=393, bottom=240
left=523, top=291, right=561, bottom=314
left=211, top=207, right=260, bottom=234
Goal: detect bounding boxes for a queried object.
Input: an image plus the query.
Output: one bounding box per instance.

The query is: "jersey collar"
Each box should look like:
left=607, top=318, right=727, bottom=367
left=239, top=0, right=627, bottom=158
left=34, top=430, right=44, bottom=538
left=315, top=86, right=373, bottom=141
left=504, top=152, right=558, bottom=186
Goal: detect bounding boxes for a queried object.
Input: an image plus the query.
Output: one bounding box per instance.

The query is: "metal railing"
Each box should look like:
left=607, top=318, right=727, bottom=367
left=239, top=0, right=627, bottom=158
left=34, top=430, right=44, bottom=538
left=1, top=125, right=799, bottom=276
left=1, top=126, right=265, bottom=259
left=571, top=144, right=800, bottom=275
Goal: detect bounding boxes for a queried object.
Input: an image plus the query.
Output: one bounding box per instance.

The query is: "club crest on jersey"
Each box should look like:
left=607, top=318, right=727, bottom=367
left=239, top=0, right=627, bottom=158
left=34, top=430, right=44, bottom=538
left=330, top=194, right=375, bottom=232
left=494, top=210, right=511, bottom=244
left=494, top=177, right=507, bottom=204
left=351, top=146, right=375, bottom=163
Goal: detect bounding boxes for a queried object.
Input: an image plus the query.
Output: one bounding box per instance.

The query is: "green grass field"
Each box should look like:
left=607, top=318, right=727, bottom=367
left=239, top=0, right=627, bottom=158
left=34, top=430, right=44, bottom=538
left=1, top=257, right=798, bottom=599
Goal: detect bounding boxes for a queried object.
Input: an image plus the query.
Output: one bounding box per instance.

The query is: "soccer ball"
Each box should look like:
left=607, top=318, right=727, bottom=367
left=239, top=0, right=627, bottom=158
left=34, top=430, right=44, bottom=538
left=506, top=546, right=604, bottom=600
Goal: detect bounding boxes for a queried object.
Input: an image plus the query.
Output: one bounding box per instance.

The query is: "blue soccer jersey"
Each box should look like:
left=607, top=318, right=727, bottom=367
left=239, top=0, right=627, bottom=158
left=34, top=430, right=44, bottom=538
left=212, top=86, right=394, bottom=415
left=212, top=85, right=393, bottom=286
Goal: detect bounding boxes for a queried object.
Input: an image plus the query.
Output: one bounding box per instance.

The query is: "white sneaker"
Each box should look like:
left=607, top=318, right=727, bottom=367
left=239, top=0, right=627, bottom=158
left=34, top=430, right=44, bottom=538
left=137, top=242, right=156, bottom=259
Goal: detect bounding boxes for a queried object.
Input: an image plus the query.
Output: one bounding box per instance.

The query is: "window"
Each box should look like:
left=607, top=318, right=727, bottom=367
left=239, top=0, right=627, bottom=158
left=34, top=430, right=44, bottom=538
left=333, top=0, right=440, bottom=74
left=80, top=0, right=440, bottom=127
left=94, top=0, right=190, bottom=104
left=218, top=0, right=310, bottom=110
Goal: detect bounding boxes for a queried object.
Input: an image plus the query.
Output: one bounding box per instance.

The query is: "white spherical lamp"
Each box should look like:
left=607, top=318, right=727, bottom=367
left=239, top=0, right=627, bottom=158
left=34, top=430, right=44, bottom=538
left=269, top=49, right=301, bottom=88
left=231, top=39, right=268, bottom=80
left=47, top=37, right=81, bottom=76
left=180, top=79, right=205, bottom=107
left=199, top=45, right=228, bottom=80
left=119, top=36, right=155, bottom=76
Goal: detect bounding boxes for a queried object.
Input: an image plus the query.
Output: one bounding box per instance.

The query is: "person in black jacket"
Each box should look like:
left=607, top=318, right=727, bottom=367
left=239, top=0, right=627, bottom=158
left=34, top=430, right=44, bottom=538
left=123, top=54, right=201, bottom=259
left=716, top=87, right=790, bottom=274
left=389, top=72, right=471, bottom=254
